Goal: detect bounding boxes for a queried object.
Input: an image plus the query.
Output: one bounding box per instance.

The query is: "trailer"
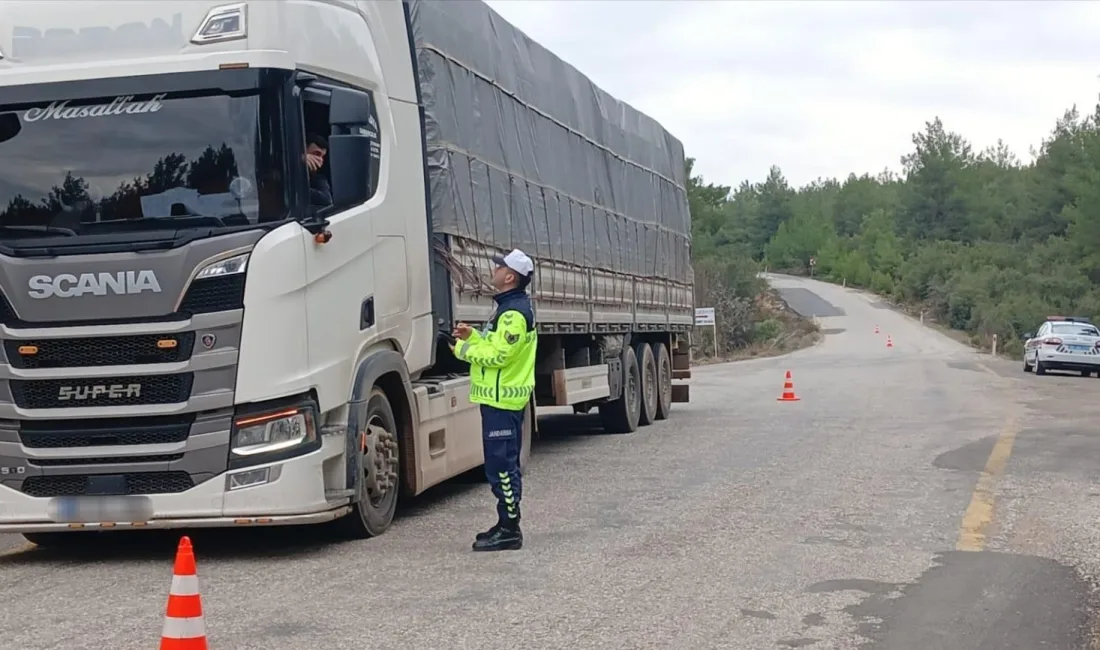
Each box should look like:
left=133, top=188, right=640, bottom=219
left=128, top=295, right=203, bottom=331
left=0, top=0, right=692, bottom=545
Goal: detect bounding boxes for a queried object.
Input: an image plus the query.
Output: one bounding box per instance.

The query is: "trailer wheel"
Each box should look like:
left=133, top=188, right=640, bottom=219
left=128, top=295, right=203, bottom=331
left=635, top=343, right=658, bottom=426
left=334, top=387, right=400, bottom=539
left=598, top=346, right=641, bottom=434
left=653, top=342, right=673, bottom=420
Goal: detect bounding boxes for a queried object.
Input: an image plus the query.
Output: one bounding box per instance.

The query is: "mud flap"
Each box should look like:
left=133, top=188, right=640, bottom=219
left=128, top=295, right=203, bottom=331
left=606, top=357, right=623, bottom=401
left=344, top=402, right=365, bottom=503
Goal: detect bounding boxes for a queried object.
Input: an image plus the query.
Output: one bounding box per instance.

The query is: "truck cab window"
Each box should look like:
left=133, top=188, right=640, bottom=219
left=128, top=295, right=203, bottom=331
left=304, top=131, right=332, bottom=208
left=299, top=77, right=380, bottom=214
left=303, top=97, right=332, bottom=209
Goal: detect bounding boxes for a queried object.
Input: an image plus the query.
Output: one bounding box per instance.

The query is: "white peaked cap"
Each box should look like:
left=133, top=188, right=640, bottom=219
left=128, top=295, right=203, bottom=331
left=492, top=249, right=534, bottom=277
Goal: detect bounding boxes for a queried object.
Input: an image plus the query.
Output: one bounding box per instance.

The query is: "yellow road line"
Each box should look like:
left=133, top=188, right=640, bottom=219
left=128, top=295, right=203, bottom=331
left=956, top=415, right=1020, bottom=552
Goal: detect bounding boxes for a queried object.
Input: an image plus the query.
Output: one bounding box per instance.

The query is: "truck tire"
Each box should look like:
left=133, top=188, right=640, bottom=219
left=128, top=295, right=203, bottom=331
left=598, top=346, right=641, bottom=434
left=519, top=399, right=534, bottom=471
left=653, top=342, right=673, bottom=420
left=333, top=387, right=400, bottom=539
left=635, top=342, right=658, bottom=426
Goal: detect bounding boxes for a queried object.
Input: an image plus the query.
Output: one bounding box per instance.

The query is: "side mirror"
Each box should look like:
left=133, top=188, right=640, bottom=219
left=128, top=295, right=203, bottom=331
left=330, top=87, right=373, bottom=127
left=328, top=134, right=372, bottom=210
left=1022, top=333, right=1032, bottom=341
left=0, top=113, right=21, bottom=144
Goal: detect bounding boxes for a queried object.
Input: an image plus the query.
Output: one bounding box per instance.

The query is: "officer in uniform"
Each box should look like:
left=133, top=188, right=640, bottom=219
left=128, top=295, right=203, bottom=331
left=451, top=249, right=537, bottom=552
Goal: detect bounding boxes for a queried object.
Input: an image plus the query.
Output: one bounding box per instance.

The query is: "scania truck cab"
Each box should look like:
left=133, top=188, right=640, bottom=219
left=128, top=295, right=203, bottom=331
left=0, top=0, right=694, bottom=546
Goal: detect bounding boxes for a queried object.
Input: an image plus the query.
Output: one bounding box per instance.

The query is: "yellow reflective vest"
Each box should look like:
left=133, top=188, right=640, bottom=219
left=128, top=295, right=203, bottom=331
left=455, top=307, right=537, bottom=411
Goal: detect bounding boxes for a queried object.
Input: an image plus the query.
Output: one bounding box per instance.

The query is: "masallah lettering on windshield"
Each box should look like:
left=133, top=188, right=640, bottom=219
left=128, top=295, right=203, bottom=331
left=23, top=94, right=167, bottom=122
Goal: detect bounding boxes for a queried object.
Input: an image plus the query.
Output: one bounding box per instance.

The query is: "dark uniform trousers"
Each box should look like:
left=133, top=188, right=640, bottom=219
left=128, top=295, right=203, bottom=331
left=480, top=404, right=523, bottom=522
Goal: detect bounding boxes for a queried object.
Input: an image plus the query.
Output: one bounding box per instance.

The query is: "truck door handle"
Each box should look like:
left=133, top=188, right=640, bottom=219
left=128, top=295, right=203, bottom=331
left=360, top=296, right=375, bottom=330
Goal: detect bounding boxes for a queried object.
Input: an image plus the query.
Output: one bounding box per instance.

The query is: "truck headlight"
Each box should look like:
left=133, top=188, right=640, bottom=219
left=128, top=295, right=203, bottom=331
left=196, top=252, right=249, bottom=280
left=232, top=407, right=315, bottom=457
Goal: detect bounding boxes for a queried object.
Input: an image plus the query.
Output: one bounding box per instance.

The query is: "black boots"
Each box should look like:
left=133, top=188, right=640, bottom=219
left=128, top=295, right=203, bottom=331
left=472, top=519, right=522, bottom=552
left=475, top=521, right=502, bottom=541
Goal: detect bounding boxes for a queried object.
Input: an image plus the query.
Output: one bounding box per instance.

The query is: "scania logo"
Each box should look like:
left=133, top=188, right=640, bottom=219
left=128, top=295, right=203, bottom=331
left=57, top=384, right=142, bottom=401
left=27, top=271, right=162, bottom=299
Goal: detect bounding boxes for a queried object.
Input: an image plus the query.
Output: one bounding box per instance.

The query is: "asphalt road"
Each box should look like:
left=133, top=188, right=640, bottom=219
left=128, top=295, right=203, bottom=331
left=2, top=274, right=1100, bottom=649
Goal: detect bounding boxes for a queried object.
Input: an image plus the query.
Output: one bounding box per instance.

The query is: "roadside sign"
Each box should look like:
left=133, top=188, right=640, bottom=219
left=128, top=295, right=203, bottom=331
left=694, top=307, right=718, bottom=358
left=694, top=307, right=715, bottom=326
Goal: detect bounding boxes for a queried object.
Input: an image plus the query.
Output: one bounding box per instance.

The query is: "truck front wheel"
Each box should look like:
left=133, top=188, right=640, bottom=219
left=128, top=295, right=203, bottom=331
left=334, top=387, right=400, bottom=539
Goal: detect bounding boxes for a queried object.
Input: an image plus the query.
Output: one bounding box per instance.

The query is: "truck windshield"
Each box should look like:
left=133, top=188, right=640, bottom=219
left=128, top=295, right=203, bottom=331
left=0, top=84, right=288, bottom=246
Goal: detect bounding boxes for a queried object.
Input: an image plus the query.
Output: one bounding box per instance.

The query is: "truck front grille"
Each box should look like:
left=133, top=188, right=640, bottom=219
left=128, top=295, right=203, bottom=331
left=4, top=333, right=196, bottom=369
left=0, top=274, right=243, bottom=328
left=10, top=374, right=194, bottom=409
left=21, top=471, right=195, bottom=497
left=28, top=454, right=184, bottom=466
left=19, top=415, right=195, bottom=448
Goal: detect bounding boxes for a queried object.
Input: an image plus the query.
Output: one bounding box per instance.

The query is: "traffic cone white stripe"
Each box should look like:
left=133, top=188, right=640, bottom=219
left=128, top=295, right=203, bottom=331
left=160, top=536, right=208, bottom=649
left=170, top=574, right=200, bottom=595
left=162, top=616, right=207, bottom=639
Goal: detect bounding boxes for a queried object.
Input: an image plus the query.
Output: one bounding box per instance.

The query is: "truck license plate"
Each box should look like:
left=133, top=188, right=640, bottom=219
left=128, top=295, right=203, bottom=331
left=47, top=496, right=154, bottom=524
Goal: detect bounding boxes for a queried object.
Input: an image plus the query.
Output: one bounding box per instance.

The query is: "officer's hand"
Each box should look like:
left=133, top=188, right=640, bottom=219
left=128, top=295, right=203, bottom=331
left=453, top=323, right=473, bottom=340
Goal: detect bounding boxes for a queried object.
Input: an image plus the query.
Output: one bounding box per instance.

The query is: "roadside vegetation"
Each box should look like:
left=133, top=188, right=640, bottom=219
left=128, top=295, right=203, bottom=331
left=689, top=100, right=1100, bottom=360
left=687, top=160, right=820, bottom=362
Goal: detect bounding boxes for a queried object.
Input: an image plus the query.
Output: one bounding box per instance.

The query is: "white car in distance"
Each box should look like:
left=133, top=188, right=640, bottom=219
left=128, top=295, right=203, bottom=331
left=1022, top=316, right=1100, bottom=377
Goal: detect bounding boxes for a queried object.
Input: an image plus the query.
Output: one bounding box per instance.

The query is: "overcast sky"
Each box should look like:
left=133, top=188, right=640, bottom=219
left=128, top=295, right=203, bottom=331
left=483, top=0, right=1100, bottom=189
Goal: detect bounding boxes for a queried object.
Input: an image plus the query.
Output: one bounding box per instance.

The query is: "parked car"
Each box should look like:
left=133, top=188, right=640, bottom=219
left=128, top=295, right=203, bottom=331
left=1022, top=316, right=1100, bottom=376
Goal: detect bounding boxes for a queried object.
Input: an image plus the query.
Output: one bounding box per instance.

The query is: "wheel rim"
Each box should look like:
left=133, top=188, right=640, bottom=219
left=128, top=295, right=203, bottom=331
left=659, top=353, right=672, bottom=405
left=627, top=363, right=639, bottom=416
left=363, top=414, right=398, bottom=507
left=644, top=358, right=656, bottom=411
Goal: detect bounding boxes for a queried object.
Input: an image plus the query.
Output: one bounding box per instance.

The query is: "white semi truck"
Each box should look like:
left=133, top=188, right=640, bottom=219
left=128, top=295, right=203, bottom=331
left=0, top=0, right=694, bottom=546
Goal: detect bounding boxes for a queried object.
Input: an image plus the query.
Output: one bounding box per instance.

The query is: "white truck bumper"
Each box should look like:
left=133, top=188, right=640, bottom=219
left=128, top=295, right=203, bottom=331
left=0, top=435, right=351, bottom=533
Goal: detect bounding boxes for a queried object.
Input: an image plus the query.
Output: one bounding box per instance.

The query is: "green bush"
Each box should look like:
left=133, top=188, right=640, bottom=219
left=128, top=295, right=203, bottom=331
left=753, top=318, right=783, bottom=342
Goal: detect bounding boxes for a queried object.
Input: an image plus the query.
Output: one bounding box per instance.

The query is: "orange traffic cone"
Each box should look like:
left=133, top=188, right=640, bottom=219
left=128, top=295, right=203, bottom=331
left=776, top=370, right=801, bottom=402
left=160, top=536, right=208, bottom=650
left=874, top=325, right=879, bottom=334
left=886, top=335, right=893, bottom=348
